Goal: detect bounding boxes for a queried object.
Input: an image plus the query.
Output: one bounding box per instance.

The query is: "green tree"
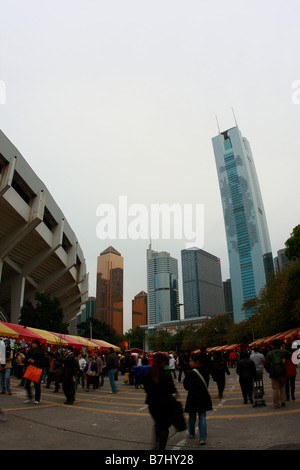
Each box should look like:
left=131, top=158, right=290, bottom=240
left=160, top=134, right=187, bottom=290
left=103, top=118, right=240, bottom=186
left=195, top=314, right=233, bottom=348
left=77, top=317, right=123, bottom=346
left=124, top=326, right=145, bottom=350
left=226, top=319, right=255, bottom=345
left=19, top=292, right=68, bottom=333
left=147, top=329, right=171, bottom=352
left=285, top=224, right=300, bottom=261
left=253, top=260, right=300, bottom=336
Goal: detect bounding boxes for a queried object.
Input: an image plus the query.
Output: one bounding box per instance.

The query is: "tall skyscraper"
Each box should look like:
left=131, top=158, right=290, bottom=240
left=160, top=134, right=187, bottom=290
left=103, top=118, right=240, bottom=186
left=95, top=246, right=123, bottom=335
left=80, top=297, right=96, bottom=323
left=274, top=248, right=291, bottom=273
left=212, top=125, right=274, bottom=323
left=147, top=247, right=179, bottom=325
left=132, top=291, right=147, bottom=328
left=181, top=247, right=225, bottom=319
left=223, top=279, right=233, bottom=320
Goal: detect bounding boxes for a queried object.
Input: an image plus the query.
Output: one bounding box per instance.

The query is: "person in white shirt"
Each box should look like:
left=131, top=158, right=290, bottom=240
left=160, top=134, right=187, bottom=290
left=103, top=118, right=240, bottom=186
left=168, top=353, right=176, bottom=379
left=75, top=353, right=86, bottom=389
left=250, top=347, right=266, bottom=380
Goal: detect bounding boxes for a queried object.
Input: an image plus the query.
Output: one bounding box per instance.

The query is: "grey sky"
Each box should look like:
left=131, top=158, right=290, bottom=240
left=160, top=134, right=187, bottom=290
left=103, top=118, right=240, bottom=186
left=1, top=0, right=299, bottom=332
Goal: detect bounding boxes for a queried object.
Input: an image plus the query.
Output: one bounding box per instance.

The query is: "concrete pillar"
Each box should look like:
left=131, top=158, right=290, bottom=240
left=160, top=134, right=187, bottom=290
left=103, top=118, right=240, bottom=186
left=10, top=275, right=25, bottom=324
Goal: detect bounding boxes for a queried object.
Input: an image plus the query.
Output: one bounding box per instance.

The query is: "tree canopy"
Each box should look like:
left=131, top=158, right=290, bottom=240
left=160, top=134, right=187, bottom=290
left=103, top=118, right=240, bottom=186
left=19, top=292, right=68, bottom=333
left=77, top=317, right=123, bottom=346
left=285, top=224, right=300, bottom=261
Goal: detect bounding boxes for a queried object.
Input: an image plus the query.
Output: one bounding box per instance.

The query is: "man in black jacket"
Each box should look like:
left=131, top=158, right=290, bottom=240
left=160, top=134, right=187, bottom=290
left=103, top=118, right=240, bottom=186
left=265, top=339, right=292, bottom=408
left=24, top=340, right=45, bottom=404
left=236, top=352, right=257, bottom=404
left=106, top=347, right=120, bottom=394
left=62, top=346, right=76, bottom=404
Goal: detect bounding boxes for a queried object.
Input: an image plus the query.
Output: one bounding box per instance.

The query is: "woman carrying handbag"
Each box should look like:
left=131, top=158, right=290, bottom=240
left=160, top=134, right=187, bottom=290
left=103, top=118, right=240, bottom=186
left=144, top=353, right=177, bottom=450
left=183, top=353, right=213, bottom=445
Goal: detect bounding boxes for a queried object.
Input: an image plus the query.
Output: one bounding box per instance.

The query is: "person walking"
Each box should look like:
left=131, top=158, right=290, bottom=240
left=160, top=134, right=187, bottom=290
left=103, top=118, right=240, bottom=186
left=250, top=346, right=266, bottom=395
left=283, top=344, right=296, bottom=401
left=228, top=350, right=237, bottom=368
left=183, top=353, right=212, bottom=445
left=250, top=347, right=266, bottom=380
left=236, top=351, right=257, bottom=404
left=0, top=339, right=13, bottom=395
left=211, top=351, right=230, bottom=399
left=75, top=353, right=87, bottom=389
left=265, top=339, right=292, bottom=408
left=85, top=354, right=97, bottom=391
left=94, top=351, right=103, bottom=389
left=24, top=340, right=45, bottom=404
left=106, top=348, right=120, bottom=394
left=168, top=354, right=176, bottom=379
left=144, top=353, right=177, bottom=450
left=62, top=345, right=76, bottom=404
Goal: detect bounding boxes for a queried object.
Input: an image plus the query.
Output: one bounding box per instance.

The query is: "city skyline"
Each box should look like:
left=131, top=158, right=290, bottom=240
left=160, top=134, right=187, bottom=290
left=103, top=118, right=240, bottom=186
left=1, top=1, right=299, bottom=332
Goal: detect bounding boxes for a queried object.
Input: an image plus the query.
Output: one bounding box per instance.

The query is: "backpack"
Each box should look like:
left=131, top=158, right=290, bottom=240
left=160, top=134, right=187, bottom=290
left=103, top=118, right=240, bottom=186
left=270, top=349, right=286, bottom=378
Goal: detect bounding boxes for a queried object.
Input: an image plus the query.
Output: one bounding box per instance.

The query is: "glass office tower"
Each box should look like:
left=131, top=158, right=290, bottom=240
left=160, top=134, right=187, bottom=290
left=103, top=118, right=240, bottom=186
left=95, top=246, right=123, bottom=335
left=212, top=126, right=274, bottom=323
left=147, top=247, right=179, bottom=325
left=181, top=247, right=225, bottom=319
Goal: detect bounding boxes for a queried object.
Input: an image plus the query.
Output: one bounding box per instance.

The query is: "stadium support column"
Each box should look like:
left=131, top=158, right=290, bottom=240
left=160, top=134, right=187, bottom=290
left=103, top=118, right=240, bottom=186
left=10, top=275, right=25, bottom=324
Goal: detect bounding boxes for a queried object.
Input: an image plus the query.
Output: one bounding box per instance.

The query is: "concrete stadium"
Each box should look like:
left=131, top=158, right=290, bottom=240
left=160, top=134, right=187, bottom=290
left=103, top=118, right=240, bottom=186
left=0, top=130, right=88, bottom=325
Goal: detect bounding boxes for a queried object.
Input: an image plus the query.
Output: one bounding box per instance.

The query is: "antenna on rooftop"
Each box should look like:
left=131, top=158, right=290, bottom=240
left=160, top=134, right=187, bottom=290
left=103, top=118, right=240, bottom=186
left=216, top=116, right=221, bottom=134
left=232, top=107, right=238, bottom=127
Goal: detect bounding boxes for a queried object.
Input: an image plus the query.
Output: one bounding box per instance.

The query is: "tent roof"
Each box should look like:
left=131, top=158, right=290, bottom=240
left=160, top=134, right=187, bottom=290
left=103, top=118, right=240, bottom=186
left=0, top=321, right=19, bottom=339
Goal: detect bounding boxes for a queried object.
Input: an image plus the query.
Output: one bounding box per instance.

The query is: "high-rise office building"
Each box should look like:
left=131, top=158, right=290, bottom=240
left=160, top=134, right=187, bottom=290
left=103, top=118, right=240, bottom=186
left=147, top=247, right=179, bottom=325
left=95, top=246, right=123, bottom=335
left=132, top=291, right=147, bottom=329
left=181, top=247, right=225, bottom=319
left=223, top=279, right=233, bottom=320
left=274, top=248, right=291, bottom=273
left=80, top=296, right=96, bottom=323
left=212, top=125, right=274, bottom=323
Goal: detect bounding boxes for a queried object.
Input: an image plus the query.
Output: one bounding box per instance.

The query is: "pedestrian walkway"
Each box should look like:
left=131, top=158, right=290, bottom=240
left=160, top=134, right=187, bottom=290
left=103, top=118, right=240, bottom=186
left=0, top=370, right=300, bottom=450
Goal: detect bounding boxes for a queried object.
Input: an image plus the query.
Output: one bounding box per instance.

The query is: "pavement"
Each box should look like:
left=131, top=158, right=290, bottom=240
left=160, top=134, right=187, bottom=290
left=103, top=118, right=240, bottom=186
left=1, top=369, right=300, bottom=452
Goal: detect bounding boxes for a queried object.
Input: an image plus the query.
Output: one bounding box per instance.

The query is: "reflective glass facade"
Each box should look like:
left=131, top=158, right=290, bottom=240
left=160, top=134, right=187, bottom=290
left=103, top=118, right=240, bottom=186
left=212, top=126, right=274, bottom=323
left=147, top=248, right=179, bottom=325
left=181, top=248, right=225, bottom=318
left=95, top=246, right=123, bottom=335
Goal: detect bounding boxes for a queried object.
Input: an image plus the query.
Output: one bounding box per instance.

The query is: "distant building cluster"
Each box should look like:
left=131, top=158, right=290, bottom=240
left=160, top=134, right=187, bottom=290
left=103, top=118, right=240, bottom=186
left=77, top=125, right=291, bottom=337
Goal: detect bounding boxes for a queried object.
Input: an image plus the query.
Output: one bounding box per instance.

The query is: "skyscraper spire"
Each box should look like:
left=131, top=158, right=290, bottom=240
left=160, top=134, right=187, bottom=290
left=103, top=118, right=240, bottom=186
left=231, top=107, right=238, bottom=127
left=216, top=116, right=221, bottom=134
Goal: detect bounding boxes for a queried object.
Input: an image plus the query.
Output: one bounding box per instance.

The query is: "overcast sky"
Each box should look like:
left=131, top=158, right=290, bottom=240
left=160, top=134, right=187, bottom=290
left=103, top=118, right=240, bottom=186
left=1, top=0, right=299, bottom=333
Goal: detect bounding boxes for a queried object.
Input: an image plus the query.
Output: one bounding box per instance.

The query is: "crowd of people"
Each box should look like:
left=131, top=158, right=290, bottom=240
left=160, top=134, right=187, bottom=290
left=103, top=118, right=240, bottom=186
left=0, top=337, right=122, bottom=404
left=142, top=340, right=298, bottom=449
left=0, top=336, right=298, bottom=447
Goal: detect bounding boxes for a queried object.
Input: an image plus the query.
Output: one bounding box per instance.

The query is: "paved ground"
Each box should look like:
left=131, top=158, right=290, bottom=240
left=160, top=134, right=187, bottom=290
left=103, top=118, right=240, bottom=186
left=1, top=369, right=300, bottom=452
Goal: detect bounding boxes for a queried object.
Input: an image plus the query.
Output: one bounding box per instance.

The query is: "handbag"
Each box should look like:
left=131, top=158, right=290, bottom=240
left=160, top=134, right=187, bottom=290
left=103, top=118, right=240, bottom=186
left=87, top=371, right=96, bottom=376
left=171, top=396, right=186, bottom=432
left=23, top=365, right=43, bottom=383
